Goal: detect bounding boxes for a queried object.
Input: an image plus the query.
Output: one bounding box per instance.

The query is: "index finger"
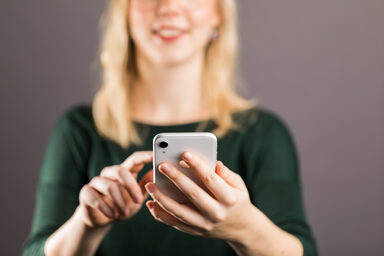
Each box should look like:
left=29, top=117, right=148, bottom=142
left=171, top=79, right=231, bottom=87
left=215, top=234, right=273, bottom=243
left=100, top=166, right=144, bottom=203
left=121, top=151, right=153, bottom=172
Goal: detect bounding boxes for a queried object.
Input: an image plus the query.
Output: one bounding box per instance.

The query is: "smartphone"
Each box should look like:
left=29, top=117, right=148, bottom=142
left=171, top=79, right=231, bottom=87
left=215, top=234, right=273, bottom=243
left=153, top=132, right=217, bottom=205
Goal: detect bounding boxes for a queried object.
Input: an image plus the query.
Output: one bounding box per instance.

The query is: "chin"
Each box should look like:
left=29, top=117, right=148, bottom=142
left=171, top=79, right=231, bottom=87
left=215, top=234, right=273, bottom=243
left=158, top=56, right=192, bottom=66
left=153, top=51, right=196, bottom=67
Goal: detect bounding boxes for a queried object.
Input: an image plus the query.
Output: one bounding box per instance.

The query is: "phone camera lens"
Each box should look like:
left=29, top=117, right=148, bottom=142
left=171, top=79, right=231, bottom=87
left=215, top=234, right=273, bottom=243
left=159, top=141, right=168, bottom=148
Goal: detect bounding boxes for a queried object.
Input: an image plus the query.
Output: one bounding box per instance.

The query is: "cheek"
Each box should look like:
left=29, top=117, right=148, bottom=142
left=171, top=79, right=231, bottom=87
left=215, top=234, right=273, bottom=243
left=187, top=9, right=218, bottom=46
left=129, top=5, right=154, bottom=39
left=188, top=2, right=219, bottom=27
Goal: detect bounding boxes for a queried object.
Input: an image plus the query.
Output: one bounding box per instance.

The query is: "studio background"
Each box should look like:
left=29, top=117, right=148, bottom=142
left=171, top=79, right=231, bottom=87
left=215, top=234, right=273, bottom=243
left=1, top=0, right=383, bottom=255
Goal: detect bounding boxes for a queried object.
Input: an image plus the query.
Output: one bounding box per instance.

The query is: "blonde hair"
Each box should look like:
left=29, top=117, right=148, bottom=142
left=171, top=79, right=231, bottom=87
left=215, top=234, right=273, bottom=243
left=93, top=0, right=257, bottom=149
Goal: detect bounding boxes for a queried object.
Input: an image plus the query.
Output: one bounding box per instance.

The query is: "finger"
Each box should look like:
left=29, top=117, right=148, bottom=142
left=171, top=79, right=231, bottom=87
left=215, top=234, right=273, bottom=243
left=158, top=163, right=226, bottom=221
left=179, top=160, right=190, bottom=169
left=215, top=161, right=247, bottom=191
left=139, top=169, right=154, bottom=199
left=80, top=185, right=115, bottom=219
left=180, top=152, right=236, bottom=206
left=102, top=192, right=123, bottom=218
left=146, top=200, right=204, bottom=236
left=100, top=166, right=143, bottom=203
left=144, top=183, right=211, bottom=228
left=121, top=151, right=153, bottom=173
left=89, top=177, right=126, bottom=215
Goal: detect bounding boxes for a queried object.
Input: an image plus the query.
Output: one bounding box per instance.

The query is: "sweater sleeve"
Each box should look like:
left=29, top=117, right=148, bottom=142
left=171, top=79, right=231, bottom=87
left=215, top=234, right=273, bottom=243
left=22, top=107, right=89, bottom=255
left=244, top=111, right=318, bottom=256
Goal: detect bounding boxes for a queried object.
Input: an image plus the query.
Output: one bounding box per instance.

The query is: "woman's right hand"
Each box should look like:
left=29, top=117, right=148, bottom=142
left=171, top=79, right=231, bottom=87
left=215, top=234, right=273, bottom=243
left=78, top=151, right=153, bottom=228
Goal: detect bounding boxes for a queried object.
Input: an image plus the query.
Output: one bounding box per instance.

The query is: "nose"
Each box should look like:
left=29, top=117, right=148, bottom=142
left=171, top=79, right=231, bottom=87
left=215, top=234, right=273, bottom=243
left=157, top=0, right=182, bottom=16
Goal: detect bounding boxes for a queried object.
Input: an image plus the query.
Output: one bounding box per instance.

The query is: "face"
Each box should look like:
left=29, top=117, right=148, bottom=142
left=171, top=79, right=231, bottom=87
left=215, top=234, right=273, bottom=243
left=129, top=0, right=220, bottom=66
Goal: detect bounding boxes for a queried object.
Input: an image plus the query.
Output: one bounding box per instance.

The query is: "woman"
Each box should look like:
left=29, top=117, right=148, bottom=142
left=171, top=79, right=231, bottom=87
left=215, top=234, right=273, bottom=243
left=23, top=0, right=317, bottom=255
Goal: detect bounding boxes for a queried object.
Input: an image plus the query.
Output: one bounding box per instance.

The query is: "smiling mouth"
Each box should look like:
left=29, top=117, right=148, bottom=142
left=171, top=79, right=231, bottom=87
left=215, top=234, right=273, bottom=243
left=153, top=27, right=187, bottom=42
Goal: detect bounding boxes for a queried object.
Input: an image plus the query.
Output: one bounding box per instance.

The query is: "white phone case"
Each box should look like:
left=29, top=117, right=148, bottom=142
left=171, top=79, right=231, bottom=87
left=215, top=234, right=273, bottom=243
left=153, top=132, right=217, bottom=205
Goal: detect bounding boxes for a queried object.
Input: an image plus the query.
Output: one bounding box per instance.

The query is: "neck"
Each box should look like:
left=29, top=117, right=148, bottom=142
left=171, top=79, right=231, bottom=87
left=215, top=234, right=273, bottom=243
left=130, top=51, right=208, bottom=124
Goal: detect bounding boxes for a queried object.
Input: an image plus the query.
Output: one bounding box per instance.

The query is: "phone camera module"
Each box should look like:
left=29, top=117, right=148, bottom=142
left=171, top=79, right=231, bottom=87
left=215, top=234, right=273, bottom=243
left=159, top=141, right=168, bottom=148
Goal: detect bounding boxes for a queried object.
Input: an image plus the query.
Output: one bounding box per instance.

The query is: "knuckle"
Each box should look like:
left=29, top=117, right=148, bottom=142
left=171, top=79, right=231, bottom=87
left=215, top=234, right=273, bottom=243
left=90, top=176, right=98, bottom=183
left=82, top=184, right=90, bottom=191
left=117, top=167, right=128, bottom=180
left=203, top=172, right=216, bottom=184
left=189, top=189, right=200, bottom=201
left=202, top=223, right=213, bottom=232
left=211, top=210, right=226, bottom=223
left=100, top=167, right=109, bottom=175
left=82, top=185, right=91, bottom=195
left=116, top=166, right=124, bottom=176
left=79, top=186, right=88, bottom=200
left=225, top=194, right=237, bottom=206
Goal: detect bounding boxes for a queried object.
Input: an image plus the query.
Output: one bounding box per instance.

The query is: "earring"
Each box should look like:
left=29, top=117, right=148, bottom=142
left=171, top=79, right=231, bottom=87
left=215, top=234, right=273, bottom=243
left=211, top=28, right=219, bottom=41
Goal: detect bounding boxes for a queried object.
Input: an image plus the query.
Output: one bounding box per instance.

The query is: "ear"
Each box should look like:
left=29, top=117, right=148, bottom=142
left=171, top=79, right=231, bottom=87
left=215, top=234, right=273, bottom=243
left=211, top=0, right=221, bottom=28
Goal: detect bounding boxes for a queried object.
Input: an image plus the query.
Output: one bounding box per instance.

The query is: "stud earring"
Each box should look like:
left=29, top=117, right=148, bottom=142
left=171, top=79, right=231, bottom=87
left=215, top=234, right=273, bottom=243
left=211, top=28, right=219, bottom=41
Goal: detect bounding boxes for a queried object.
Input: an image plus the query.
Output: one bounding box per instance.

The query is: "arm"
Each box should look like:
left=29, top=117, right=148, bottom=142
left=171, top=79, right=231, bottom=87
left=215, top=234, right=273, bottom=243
left=241, top=112, right=318, bottom=255
left=23, top=108, right=154, bottom=256
left=44, top=206, right=112, bottom=256
left=22, top=109, right=93, bottom=255
left=44, top=149, right=155, bottom=255
left=226, top=204, right=303, bottom=256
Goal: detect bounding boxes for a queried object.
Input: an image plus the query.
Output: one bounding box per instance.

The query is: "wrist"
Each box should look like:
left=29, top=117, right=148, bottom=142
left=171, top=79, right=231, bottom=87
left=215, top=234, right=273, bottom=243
left=226, top=204, right=303, bottom=256
left=73, top=206, right=113, bottom=232
left=226, top=204, right=277, bottom=256
left=44, top=207, right=113, bottom=256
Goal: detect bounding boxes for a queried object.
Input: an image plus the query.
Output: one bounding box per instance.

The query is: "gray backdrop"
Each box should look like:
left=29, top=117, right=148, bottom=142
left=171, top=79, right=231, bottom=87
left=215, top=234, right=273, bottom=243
left=1, top=0, right=383, bottom=255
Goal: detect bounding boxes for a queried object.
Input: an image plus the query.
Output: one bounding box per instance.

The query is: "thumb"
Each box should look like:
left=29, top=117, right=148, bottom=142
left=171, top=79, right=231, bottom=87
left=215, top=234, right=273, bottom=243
left=139, top=169, right=153, bottom=200
left=215, top=161, right=247, bottom=191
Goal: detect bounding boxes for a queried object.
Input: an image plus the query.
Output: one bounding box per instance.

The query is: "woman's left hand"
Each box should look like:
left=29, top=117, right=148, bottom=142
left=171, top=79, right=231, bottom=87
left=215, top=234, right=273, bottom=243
left=144, top=151, right=255, bottom=242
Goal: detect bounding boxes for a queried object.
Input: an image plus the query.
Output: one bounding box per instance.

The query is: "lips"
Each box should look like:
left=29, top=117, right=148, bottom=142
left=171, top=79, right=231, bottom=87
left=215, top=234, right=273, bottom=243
left=157, top=29, right=183, bottom=37
left=153, top=26, right=187, bottom=42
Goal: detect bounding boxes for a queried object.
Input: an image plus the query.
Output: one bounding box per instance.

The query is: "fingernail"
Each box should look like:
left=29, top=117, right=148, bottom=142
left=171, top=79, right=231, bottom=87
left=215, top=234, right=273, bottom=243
left=125, top=208, right=130, bottom=216
left=215, top=161, right=223, bottom=173
left=146, top=201, right=153, bottom=210
left=160, top=163, right=171, bottom=173
left=183, top=152, right=193, bottom=161
left=145, top=183, right=155, bottom=194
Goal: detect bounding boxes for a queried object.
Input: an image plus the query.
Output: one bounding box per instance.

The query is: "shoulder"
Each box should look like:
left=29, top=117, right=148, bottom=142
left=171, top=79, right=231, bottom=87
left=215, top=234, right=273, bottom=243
left=47, top=104, right=95, bottom=163
left=51, top=104, right=96, bottom=150
left=234, top=106, right=297, bottom=154
left=236, top=107, right=300, bottom=185
left=57, top=104, right=93, bottom=127
left=55, top=104, right=94, bottom=134
left=234, top=105, right=292, bottom=135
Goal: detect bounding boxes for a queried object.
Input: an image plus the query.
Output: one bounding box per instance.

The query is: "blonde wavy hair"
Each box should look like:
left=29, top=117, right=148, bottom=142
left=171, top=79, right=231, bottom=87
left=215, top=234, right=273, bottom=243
left=93, top=0, right=257, bottom=149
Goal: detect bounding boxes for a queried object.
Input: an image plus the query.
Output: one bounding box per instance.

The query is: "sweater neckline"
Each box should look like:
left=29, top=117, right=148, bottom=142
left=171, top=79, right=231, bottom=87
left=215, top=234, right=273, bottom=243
left=131, top=118, right=211, bottom=130
left=130, top=106, right=256, bottom=130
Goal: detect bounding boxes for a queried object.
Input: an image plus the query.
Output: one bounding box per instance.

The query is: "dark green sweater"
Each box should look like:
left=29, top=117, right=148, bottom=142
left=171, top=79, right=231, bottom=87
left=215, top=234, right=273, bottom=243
left=22, top=105, right=317, bottom=256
